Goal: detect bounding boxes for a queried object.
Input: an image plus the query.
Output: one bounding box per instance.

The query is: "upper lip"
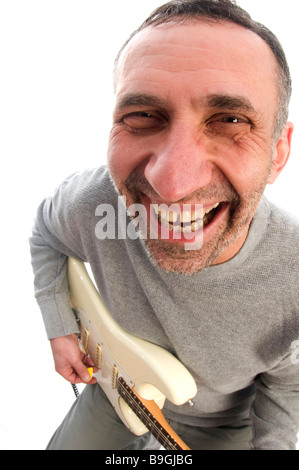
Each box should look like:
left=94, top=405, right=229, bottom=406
left=144, top=193, right=222, bottom=208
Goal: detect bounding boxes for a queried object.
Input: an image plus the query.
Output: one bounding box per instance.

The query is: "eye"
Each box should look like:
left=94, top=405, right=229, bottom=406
left=215, top=114, right=251, bottom=124
left=206, top=114, right=252, bottom=136
left=220, top=116, right=243, bottom=123
left=122, top=111, right=166, bottom=132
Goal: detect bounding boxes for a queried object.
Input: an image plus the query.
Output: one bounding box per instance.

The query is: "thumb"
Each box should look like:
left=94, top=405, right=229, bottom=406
left=73, top=359, right=94, bottom=383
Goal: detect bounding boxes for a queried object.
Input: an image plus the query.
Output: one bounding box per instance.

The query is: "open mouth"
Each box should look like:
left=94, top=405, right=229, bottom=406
left=152, top=201, right=223, bottom=234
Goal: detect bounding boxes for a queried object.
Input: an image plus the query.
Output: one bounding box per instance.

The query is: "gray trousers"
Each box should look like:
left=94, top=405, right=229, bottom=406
left=47, top=384, right=252, bottom=450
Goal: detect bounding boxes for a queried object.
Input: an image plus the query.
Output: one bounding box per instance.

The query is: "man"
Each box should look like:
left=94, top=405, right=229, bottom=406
left=30, top=0, right=299, bottom=450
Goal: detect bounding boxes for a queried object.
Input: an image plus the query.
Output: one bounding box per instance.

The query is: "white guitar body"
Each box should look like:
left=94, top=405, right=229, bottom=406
left=67, top=257, right=197, bottom=439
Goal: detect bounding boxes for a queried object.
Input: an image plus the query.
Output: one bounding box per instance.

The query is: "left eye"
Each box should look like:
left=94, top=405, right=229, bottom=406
left=206, top=114, right=252, bottom=137
left=219, top=116, right=243, bottom=123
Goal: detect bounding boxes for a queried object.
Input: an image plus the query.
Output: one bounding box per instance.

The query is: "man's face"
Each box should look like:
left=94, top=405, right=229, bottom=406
left=108, top=20, right=292, bottom=274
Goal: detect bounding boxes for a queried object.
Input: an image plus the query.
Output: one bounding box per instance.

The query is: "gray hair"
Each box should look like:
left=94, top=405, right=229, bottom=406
left=114, top=0, right=292, bottom=140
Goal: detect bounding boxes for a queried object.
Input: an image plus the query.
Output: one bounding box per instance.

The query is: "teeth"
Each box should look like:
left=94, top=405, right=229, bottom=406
left=191, top=220, right=202, bottom=232
left=172, top=224, right=182, bottom=233
left=205, top=203, right=220, bottom=214
left=153, top=203, right=219, bottom=221
left=180, top=208, right=206, bottom=223
left=152, top=202, right=220, bottom=233
left=180, top=210, right=190, bottom=223
left=168, top=211, right=178, bottom=223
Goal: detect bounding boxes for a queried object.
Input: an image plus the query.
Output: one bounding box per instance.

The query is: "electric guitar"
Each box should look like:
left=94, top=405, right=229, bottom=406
left=67, top=257, right=197, bottom=450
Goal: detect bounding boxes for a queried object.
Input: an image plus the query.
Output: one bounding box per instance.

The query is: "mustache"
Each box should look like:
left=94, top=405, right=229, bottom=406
left=124, top=171, right=239, bottom=205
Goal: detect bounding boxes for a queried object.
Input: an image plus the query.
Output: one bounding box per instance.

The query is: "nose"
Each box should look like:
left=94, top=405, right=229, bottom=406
left=144, top=123, right=213, bottom=202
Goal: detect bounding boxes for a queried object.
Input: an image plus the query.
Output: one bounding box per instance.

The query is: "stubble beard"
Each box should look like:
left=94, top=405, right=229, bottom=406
left=144, top=195, right=261, bottom=274
left=112, top=171, right=268, bottom=275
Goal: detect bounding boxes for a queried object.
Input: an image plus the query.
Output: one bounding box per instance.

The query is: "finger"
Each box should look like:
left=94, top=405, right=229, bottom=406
left=69, top=368, right=97, bottom=385
left=74, top=361, right=94, bottom=383
left=83, top=357, right=99, bottom=373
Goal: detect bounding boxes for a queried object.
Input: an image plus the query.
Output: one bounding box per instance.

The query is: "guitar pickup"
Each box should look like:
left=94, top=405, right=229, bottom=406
left=81, top=327, right=90, bottom=352
left=112, top=365, right=118, bottom=389
left=96, top=343, right=103, bottom=369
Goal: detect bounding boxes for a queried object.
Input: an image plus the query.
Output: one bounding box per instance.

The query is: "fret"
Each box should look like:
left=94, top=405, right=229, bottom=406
left=117, top=377, right=183, bottom=450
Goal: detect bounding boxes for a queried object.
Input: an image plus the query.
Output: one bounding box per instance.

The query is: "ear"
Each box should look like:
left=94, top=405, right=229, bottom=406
left=268, top=122, right=294, bottom=184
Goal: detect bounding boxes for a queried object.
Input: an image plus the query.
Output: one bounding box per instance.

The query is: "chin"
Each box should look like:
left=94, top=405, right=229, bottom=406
left=144, top=239, right=215, bottom=275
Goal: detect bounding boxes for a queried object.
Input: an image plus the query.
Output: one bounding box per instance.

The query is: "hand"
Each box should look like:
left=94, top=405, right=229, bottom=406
left=50, top=333, right=98, bottom=384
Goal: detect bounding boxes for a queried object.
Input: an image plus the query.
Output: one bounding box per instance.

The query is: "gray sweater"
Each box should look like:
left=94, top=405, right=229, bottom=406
left=30, top=166, right=299, bottom=450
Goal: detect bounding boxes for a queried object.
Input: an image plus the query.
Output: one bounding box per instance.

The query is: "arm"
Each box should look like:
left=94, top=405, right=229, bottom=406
left=251, top=352, right=299, bottom=450
left=30, top=217, right=96, bottom=383
left=30, top=171, right=101, bottom=383
left=30, top=212, right=80, bottom=339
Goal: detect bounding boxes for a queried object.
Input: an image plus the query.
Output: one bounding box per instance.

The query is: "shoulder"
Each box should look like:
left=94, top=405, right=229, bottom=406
left=41, top=166, right=119, bottom=229
left=55, top=166, right=119, bottom=209
left=60, top=166, right=115, bottom=198
left=265, top=198, right=299, bottom=238
left=261, top=198, right=299, bottom=263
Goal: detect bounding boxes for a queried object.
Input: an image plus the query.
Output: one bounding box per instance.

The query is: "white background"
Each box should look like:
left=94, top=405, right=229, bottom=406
left=0, top=0, right=298, bottom=450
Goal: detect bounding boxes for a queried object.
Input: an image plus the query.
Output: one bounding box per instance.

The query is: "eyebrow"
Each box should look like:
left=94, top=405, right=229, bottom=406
left=114, top=93, right=167, bottom=112
left=203, top=94, right=257, bottom=114
left=114, top=92, right=257, bottom=115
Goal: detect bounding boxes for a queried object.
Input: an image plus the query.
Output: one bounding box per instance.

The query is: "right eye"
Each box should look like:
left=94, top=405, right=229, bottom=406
left=122, top=112, right=166, bottom=132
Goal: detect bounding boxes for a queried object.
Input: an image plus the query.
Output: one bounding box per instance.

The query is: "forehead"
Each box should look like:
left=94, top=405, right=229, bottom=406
left=115, top=20, right=278, bottom=110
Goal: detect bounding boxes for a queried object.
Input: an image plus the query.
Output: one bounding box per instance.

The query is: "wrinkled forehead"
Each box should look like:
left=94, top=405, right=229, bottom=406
left=114, top=19, right=278, bottom=92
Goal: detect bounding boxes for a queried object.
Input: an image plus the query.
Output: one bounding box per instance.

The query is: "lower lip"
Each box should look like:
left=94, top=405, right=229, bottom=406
left=141, top=194, right=228, bottom=245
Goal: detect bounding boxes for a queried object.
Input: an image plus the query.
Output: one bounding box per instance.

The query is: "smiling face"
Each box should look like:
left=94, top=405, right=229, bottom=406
left=108, top=20, right=293, bottom=274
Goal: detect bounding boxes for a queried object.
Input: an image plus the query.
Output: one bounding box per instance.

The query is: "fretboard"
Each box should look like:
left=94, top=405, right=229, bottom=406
left=117, top=377, right=184, bottom=450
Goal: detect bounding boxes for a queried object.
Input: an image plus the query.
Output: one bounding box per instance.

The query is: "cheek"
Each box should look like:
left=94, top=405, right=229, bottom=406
left=107, top=127, right=154, bottom=181
left=107, top=128, right=135, bottom=182
left=206, top=134, right=273, bottom=193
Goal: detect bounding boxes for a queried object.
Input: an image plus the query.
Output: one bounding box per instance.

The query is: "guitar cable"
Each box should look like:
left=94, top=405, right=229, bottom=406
left=71, top=383, right=80, bottom=398
left=71, top=367, right=93, bottom=398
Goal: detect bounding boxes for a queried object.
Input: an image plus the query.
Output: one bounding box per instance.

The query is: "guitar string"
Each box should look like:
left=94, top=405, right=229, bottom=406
left=118, top=390, right=177, bottom=449
left=117, top=377, right=182, bottom=450
left=74, top=321, right=182, bottom=449
left=117, top=379, right=180, bottom=450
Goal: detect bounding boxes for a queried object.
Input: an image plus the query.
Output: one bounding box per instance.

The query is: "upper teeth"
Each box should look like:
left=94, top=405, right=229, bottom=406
left=152, top=203, right=219, bottom=225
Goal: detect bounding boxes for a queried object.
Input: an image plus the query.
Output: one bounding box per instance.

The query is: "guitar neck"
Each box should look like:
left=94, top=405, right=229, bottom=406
left=117, top=377, right=190, bottom=450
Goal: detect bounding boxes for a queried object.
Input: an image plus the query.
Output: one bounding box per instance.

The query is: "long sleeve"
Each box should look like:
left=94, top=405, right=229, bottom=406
left=251, top=352, right=299, bottom=450
left=29, top=168, right=106, bottom=339
left=30, top=218, right=80, bottom=339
